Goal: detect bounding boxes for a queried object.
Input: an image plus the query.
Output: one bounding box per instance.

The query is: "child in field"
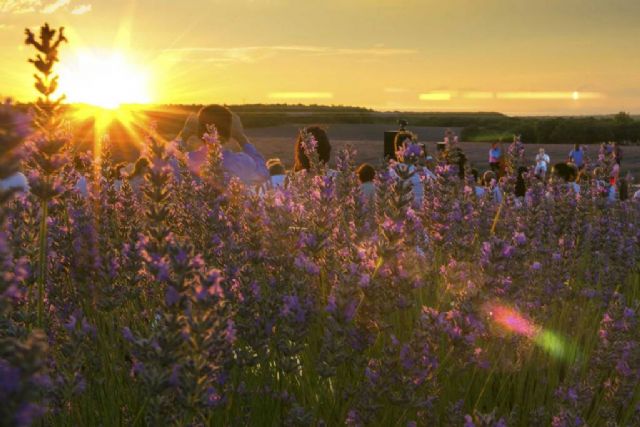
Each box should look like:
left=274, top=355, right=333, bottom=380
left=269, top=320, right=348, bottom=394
left=534, top=148, right=550, bottom=179
left=177, top=105, right=269, bottom=186
left=471, top=169, right=486, bottom=198
left=356, top=163, right=376, bottom=203
left=266, top=158, right=287, bottom=189
left=552, top=163, right=580, bottom=195
left=515, top=167, right=527, bottom=198
left=591, top=167, right=609, bottom=198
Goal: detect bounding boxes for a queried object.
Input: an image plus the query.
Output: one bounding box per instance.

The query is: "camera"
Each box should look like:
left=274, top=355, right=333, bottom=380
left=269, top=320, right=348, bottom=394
left=384, top=119, right=409, bottom=160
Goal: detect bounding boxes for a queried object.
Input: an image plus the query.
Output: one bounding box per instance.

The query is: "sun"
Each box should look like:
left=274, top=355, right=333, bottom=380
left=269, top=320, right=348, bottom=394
left=58, top=49, right=152, bottom=109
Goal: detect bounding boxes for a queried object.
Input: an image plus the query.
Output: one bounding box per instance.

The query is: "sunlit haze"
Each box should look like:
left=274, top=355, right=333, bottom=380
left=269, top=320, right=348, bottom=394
left=1, top=0, right=639, bottom=115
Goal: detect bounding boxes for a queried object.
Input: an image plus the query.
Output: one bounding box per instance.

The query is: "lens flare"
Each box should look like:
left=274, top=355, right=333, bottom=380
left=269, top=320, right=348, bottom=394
left=485, top=302, right=574, bottom=360
left=535, top=330, right=568, bottom=359
left=488, top=304, right=540, bottom=338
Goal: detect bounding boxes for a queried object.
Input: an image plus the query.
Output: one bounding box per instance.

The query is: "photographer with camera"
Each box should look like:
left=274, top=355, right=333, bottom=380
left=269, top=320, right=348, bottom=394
left=177, top=104, right=270, bottom=186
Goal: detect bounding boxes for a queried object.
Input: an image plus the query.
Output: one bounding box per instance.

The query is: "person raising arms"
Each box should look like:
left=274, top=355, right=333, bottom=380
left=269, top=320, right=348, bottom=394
left=178, top=104, right=269, bottom=186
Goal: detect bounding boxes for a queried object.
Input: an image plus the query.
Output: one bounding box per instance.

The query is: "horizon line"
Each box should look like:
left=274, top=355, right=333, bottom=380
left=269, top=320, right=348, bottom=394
left=6, top=100, right=639, bottom=118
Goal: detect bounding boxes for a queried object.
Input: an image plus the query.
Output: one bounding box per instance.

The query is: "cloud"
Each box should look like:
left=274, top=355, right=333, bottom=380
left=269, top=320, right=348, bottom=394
left=1, top=0, right=88, bottom=14
left=416, top=90, right=605, bottom=102
left=1, top=0, right=42, bottom=14
left=419, top=91, right=454, bottom=101
left=163, top=45, right=418, bottom=64
left=269, top=92, right=334, bottom=100
left=41, top=0, right=69, bottom=14
left=71, top=3, right=91, bottom=14
left=462, top=91, right=495, bottom=100
left=496, top=91, right=603, bottom=100
left=384, top=88, right=409, bottom=94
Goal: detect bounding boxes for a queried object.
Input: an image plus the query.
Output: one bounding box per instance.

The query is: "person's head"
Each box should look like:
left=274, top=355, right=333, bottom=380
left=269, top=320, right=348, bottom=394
left=483, top=170, right=496, bottom=186
left=197, top=104, right=233, bottom=142
left=131, top=157, right=150, bottom=179
left=266, top=158, right=286, bottom=176
left=539, top=148, right=545, bottom=155
left=356, top=163, right=375, bottom=184
left=592, top=167, right=603, bottom=179
left=294, top=126, right=331, bottom=172
left=552, top=163, right=577, bottom=183
left=491, top=142, right=498, bottom=149
left=574, top=143, right=580, bottom=151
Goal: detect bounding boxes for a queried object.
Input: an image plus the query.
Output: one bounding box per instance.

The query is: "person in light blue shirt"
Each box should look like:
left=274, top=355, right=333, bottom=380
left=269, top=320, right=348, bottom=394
left=0, top=172, right=29, bottom=193
left=178, top=105, right=269, bottom=186
left=489, top=142, right=502, bottom=173
left=568, top=144, right=585, bottom=170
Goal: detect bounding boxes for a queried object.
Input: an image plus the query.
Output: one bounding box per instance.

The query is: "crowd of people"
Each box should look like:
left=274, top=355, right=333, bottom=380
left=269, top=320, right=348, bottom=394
left=0, top=104, right=637, bottom=205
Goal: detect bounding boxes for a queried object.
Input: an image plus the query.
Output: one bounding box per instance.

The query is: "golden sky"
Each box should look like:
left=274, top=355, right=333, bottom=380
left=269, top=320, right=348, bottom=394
left=1, top=0, right=639, bottom=115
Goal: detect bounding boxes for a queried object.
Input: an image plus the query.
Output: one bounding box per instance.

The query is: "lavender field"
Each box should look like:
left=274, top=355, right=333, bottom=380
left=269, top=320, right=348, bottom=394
left=2, top=24, right=640, bottom=427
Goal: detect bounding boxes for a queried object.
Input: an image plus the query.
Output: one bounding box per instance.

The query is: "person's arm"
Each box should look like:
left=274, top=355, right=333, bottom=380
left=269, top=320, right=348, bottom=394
left=225, top=113, right=269, bottom=184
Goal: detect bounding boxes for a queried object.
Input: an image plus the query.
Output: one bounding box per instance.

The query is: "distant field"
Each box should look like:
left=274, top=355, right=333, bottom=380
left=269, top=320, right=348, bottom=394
left=244, top=124, right=640, bottom=176
left=69, top=110, right=640, bottom=176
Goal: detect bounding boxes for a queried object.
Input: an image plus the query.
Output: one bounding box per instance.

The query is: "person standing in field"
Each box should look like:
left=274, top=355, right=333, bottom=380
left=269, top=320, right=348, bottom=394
left=178, top=104, right=269, bottom=186
left=610, top=161, right=621, bottom=185
left=613, top=142, right=623, bottom=166
left=489, top=142, right=502, bottom=173
left=534, top=148, right=551, bottom=179
left=568, top=144, right=585, bottom=170
left=293, top=126, right=335, bottom=177
left=391, top=131, right=429, bottom=205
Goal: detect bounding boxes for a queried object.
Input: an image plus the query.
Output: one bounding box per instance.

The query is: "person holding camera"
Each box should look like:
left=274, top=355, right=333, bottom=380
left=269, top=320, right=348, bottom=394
left=177, top=104, right=270, bottom=186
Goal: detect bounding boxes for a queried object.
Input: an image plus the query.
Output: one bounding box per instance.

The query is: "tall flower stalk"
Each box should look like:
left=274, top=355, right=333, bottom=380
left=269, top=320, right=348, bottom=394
left=24, top=23, right=68, bottom=328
